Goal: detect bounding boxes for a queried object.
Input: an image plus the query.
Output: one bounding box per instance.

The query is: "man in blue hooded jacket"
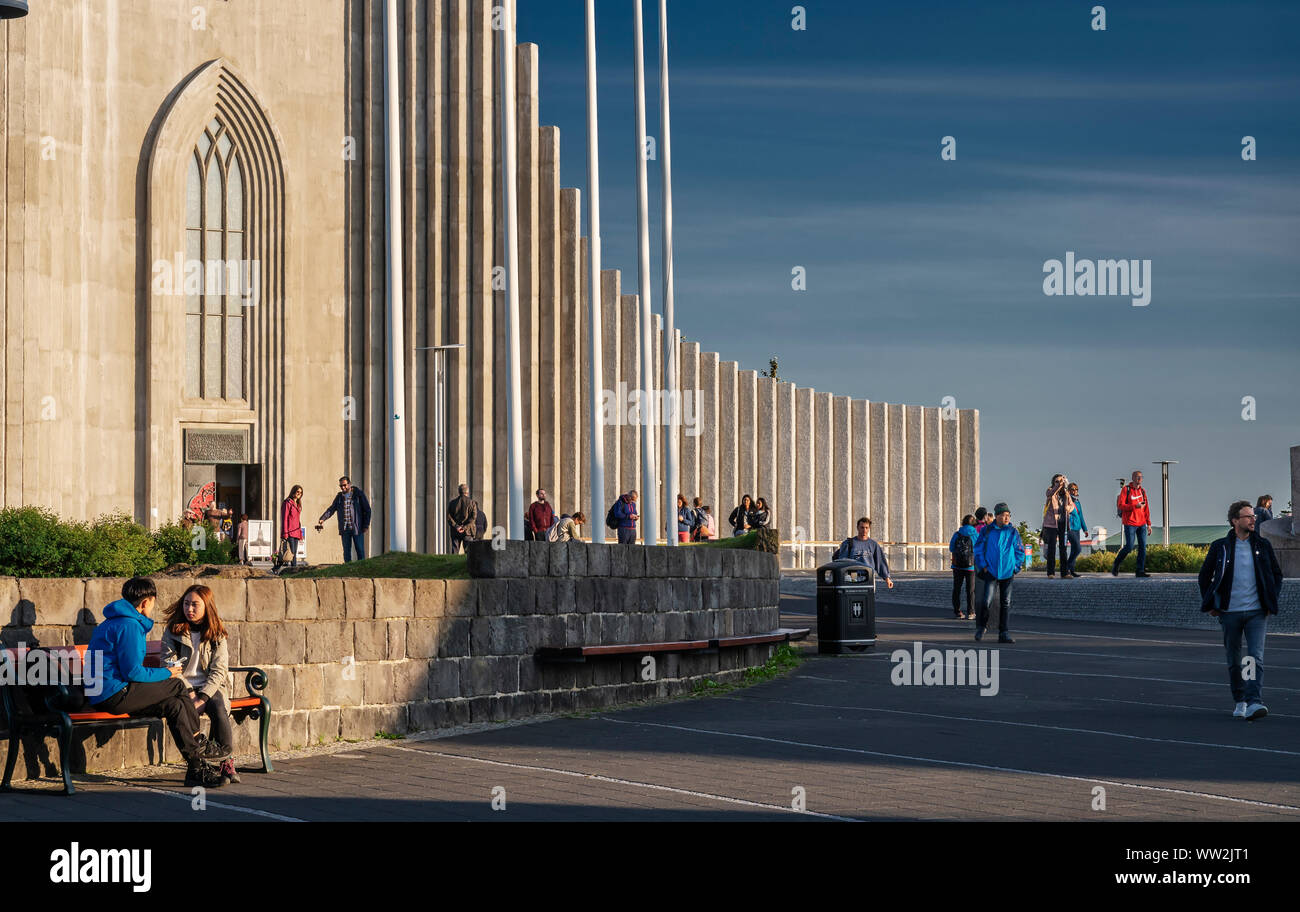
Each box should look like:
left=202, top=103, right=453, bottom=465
left=973, top=503, right=1025, bottom=643
left=87, top=577, right=230, bottom=785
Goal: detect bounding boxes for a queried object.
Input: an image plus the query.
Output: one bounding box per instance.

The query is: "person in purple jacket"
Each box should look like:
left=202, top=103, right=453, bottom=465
left=86, top=577, right=230, bottom=786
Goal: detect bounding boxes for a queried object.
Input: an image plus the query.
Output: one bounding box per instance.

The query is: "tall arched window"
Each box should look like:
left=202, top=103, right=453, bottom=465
left=184, top=117, right=245, bottom=400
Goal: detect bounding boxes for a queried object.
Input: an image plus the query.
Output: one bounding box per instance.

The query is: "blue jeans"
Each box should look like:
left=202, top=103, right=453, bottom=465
left=617, top=526, right=637, bottom=545
left=1114, top=524, right=1147, bottom=574
left=341, top=531, right=366, bottom=562
left=1219, top=609, right=1267, bottom=704
left=1064, top=529, right=1081, bottom=575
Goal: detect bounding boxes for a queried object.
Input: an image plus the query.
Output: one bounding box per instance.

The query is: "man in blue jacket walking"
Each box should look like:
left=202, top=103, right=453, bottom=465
left=973, top=503, right=1025, bottom=643
left=87, top=577, right=230, bottom=786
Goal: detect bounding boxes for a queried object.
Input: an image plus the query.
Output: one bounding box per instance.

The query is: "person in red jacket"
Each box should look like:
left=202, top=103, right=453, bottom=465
left=1112, top=470, right=1152, bottom=577
left=275, top=484, right=305, bottom=572
left=524, top=489, right=555, bottom=541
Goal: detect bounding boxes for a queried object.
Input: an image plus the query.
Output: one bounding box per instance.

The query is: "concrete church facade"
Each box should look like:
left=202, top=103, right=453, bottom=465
left=0, top=2, right=978, bottom=567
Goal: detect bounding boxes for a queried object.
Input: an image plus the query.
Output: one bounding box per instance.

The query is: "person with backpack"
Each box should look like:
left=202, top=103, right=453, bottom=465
left=973, top=503, right=1025, bottom=643
left=525, top=489, right=555, bottom=542
left=689, top=496, right=705, bottom=540
left=729, top=495, right=755, bottom=537
left=159, top=584, right=240, bottom=786
left=548, top=511, right=585, bottom=542
left=949, top=514, right=979, bottom=619
left=1112, top=470, right=1152, bottom=577
left=85, top=578, right=231, bottom=788
left=699, top=506, right=717, bottom=540
left=609, top=490, right=639, bottom=544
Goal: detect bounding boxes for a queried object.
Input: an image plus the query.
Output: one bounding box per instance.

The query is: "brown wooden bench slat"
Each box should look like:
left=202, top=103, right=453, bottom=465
left=711, top=627, right=811, bottom=649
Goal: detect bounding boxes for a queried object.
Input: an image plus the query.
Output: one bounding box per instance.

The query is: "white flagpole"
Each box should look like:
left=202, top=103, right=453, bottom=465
left=658, top=0, right=678, bottom=547
left=498, top=0, right=525, bottom=539
left=585, top=0, right=607, bottom=543
left=632, top=0, right=659, bottom=545
left=382, top=0, right=408, bottom=552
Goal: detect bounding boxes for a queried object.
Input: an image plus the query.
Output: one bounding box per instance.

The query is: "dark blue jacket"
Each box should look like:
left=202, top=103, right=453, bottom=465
left=833, top=536, right=891, bottom=580
left=614, top=496, right=638, bottom=529
left=320, top=487, right=372, bottom=535
left=1197, top=530, right=1283, bottom=614
left=86, top=599, right=171, bottom=704
left=974, top=522, right=1025, bottom=580
left=677, top=507, right=692, bottom=533
left=949, top=524, right=978, bottom=569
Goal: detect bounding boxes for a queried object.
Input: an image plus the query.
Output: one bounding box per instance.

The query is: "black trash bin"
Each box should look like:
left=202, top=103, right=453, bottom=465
left=816, top=559, right=876, bottom=654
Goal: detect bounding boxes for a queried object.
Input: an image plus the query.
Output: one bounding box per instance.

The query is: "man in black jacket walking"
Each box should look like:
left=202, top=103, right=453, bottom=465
left=1198, top=501, right=1284, bottom=721
left=316, top=475, right=373, bottom=562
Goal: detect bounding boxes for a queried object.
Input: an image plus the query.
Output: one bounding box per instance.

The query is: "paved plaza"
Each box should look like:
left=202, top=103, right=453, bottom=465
left=2, top=592, right=1297, bottom=822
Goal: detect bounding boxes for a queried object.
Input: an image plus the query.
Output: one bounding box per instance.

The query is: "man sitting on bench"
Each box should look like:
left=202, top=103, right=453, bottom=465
left=86, top=577, right=230, bottom=787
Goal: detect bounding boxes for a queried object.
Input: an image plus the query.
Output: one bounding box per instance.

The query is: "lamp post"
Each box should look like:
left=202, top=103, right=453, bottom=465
left=585, top=0, right=606, bottom=543
left=632, top=0, right=658, bottom=546
left=1152, top=460, right=1178, bottom=547
left=417, top=344, right=465, bottom=554
left=497, top=0, right=525, bottom=540
left=659, top=0, right=679, bottom=547
left=382, top=0, right=408, bottom=553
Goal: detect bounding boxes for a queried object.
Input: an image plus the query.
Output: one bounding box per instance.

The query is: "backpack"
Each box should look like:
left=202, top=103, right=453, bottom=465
left=547, top=514, right=570, bottom=543
left=605, top=502, right=620, bottom=531
left=953, top=532, right=974, bottom=568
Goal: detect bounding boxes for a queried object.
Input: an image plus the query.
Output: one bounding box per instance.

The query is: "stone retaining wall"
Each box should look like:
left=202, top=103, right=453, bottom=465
left=0, top=542, right=780, bottom=776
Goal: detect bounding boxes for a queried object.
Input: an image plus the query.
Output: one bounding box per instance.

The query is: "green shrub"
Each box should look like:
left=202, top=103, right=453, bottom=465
left=1071, top=544, right=1207, bottom=573
left=80, top=513, right=166, bottom=577
left=0, top=507, right=167, bottom=577
left=152, top=518, right=235, bottom=567
left=153, top=520, right=198, bottom=566
left=0, top=506, right=70, bottom=576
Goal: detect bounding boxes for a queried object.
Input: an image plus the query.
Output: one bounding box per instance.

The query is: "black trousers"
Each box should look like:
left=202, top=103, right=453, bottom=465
left=1042, top=528, right=1064, bottom=575
left=1064, top=529, right=1082, bottom=575
left=617, top=526, right=637, bottom=544
left=196, top=690, right=234, bottom=752
left=951, top=568, right=974, bottom=614
left=977, top=576, right=1013, bottom=634
left=97, top=677, right=202, bottom=762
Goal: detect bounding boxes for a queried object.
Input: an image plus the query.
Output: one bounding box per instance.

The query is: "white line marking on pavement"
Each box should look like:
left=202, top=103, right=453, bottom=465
left=1090, top=696, right=1295, bottom=719
left=101, top=779, right=305, bottom=821
left=729, top=696, right=1300, bottom=757
left=595, top=718, right=1300, bottom=812
left=380, top=744, right=856, bottom=821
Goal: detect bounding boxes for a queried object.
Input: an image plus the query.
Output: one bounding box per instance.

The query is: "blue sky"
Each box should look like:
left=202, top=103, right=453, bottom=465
left=516, top=0, right=1300, bottom=527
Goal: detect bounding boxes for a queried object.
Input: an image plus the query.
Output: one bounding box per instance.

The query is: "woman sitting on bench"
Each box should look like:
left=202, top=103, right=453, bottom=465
left=159, top=585, right=240, bottom=786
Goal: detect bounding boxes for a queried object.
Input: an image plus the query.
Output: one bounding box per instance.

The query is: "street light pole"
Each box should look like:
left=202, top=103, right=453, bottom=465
left=632, top=0, right=658, bottom=545
left=1153, top=460, right=1178, bottom=547
left=382, top=0, right=409, bottom=553
left=417, top=344, right=465, bottom=554
left=659, top=0, right=679, bottom=548
left=585, top=0, right=606, bottom=544
left=498, top=0, right=525, bottom=540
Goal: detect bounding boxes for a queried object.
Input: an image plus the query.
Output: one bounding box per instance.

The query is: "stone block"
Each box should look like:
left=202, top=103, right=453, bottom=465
left=527, top=541, right=549, bottom=577
left=438, top=618, right=472, bottom=657
left=664, top=546, right=686, bottom=578
left=573, top=578, right=596, bottom=614
left=245, top=579, right=286, bottom=623
left=509, top=578, right=539, bottom=615
left=675, top=579, right=701, bottom=614
left=548, top=543, right=569, bottom=577
left=19, top=578, right=86, bottom=627
left=293, top=664, right=324, bottom=710
left=429, top=658, right=460, bottom=699
left=553, top=578, right=576, bottom=615
left=678, top=545, right=699, bottom=579
left=363, top=662, right=395, bottom=705
left=393, top=658, right=429, bottom=703
left=466, top=539, right=527, bottom=578
left=461, top=657, right=496, bottom=697
left=322, top=663, right=362, bottom=706
left=664, top=612, right=686, bottom=640
left=308, top=707, right=341, bottom=744
left=340, top=706, right=381, bottom=741
left=385, top=618, right=406, bottom=661
left=406, top=618, right=440, bottom=659
left=276, top=622, right=308, bottom=664
left=700, top=548, right=723, bottom=579
left=374, top=578, right=414, bottom=618
left=602, top=612, right=631, bottom=645
left=314, top=579, right=346, bottom=619
left=306, top=619, right=352, bottom=665
left=645, top=546, right=668, bottom=578
left=414, top=579, right=446, bottom=617
left=565, top=541, right=588, bottom=577
left=444, top=580, right=477, bottom=617
left=344, top=579, right=375, bottom=619
left=1, top=578, right=30, bottom=628
left=475, top=579, right=508, bottom=617
left=587, top=543, right=612, bottom=577
left=263, top=666, right=297, bottom=711
left=353, top=620, right=388, bottom=662
left=237, top=624, right=278, bottom=666
left=518, top=655, right=542, bottom=691
left=270, top=711, right=310, bottom=751
left=283, top=578, right=318, bottom=620
left=408, top=700, right=453, bottom=731
left=80, top=577, right=126, bottom=625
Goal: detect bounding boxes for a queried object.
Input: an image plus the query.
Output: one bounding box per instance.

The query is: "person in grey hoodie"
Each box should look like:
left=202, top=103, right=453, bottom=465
left=86, top=577, right=229, bottom=787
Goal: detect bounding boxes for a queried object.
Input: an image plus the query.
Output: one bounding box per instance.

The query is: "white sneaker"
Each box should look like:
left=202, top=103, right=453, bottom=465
left=1233, top=702, right=1247, bottom=718
left=1244, top=702, right=1268, bottom=721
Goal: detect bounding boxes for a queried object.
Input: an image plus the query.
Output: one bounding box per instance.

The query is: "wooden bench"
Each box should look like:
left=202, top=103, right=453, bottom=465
left=536, top=628, right=810, bottom=663
left=0, top=642, right=273, bottom=795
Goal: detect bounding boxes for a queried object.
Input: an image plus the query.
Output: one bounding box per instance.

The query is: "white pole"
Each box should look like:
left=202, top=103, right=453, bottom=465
left=585, top=0, right=607, bottom=543
left=632, top=0, right=659, bottom=546
left=658, top=0, right=678, bottom=547
left=382, top=0, right=408, bottom=553
left=499, top=0, right=525, bottom=539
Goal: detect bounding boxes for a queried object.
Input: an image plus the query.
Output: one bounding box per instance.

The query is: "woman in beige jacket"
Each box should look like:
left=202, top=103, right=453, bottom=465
left=160, top=584, right=239, bottom=785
